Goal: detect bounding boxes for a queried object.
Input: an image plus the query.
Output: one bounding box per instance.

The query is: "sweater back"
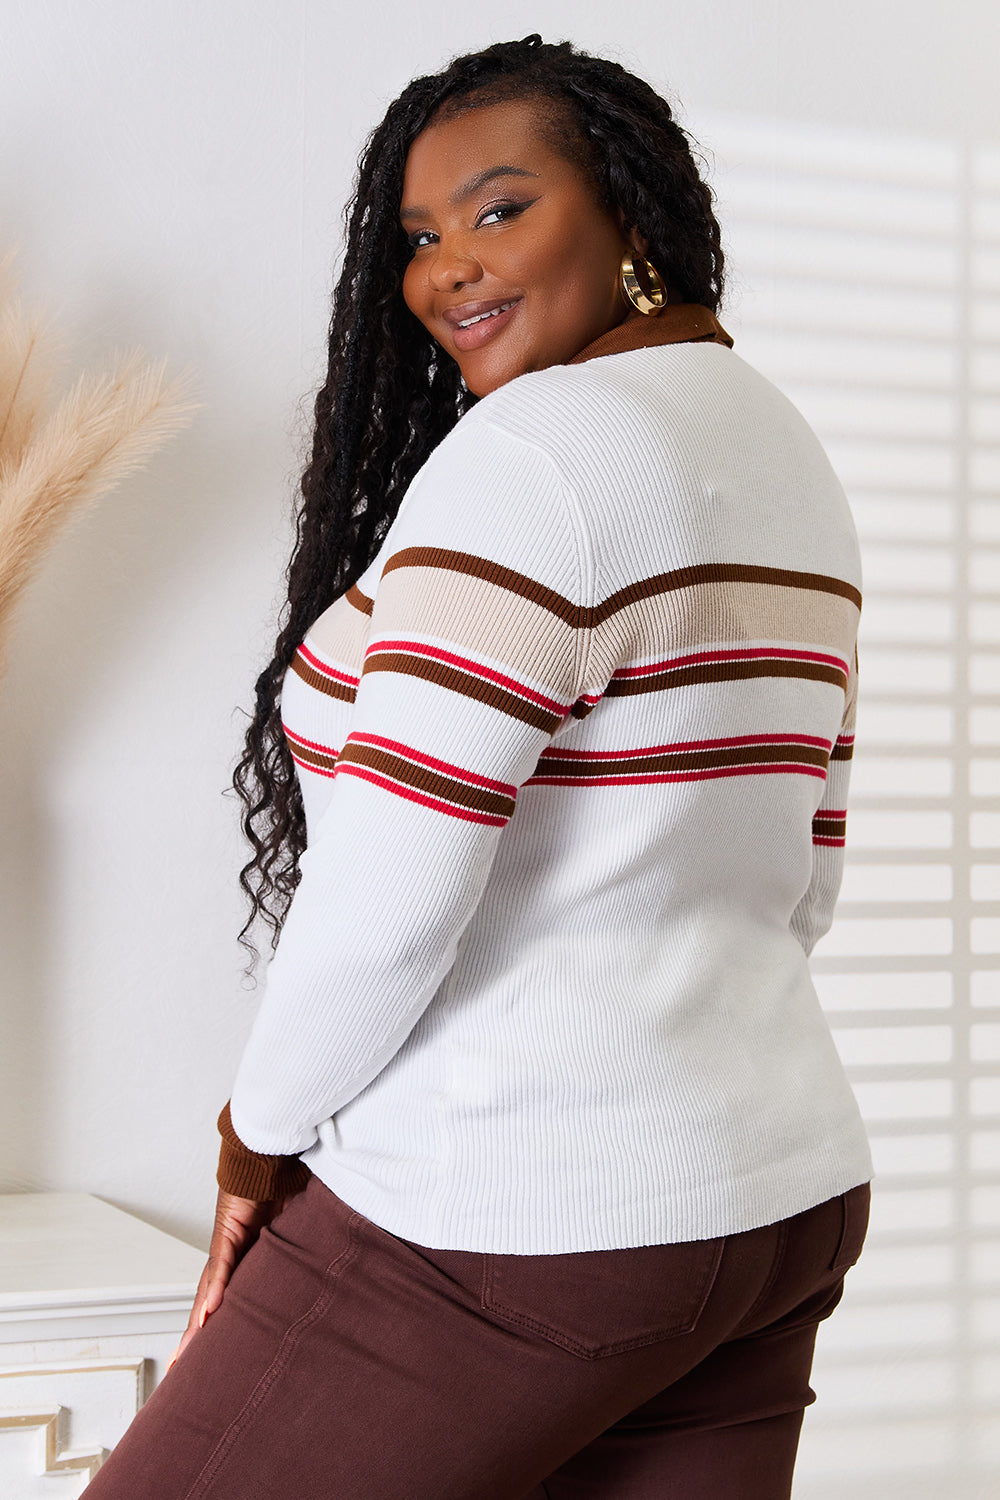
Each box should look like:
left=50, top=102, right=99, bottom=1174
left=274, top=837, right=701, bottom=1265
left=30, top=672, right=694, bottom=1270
left=229, top=339, right=873, bottom=1252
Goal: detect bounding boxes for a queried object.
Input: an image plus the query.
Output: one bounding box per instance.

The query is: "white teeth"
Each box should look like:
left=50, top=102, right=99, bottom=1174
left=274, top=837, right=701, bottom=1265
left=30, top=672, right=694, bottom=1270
left=457, top=300, right=515, bottom=329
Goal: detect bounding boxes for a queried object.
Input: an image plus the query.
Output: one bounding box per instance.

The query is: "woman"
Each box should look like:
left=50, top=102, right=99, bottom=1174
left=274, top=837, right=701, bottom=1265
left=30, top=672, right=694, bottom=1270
left=86, top=34, right=872, bottom=1500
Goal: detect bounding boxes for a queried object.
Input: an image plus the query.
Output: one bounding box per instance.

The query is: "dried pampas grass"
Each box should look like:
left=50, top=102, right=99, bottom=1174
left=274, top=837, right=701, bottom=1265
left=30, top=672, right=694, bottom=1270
left=0, top=247, right=199, bottom=669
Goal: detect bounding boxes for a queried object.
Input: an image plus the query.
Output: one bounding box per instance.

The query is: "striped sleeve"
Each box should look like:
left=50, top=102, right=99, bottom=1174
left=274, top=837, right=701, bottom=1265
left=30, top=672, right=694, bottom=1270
left=226, top=419, right=590, bottom=1160
left=789, top=646, right=859, bottom=956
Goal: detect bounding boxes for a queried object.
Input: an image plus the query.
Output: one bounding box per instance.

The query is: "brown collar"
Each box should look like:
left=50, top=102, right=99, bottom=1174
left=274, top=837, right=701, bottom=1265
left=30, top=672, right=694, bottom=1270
left=568, top=303, right=734, bottom=365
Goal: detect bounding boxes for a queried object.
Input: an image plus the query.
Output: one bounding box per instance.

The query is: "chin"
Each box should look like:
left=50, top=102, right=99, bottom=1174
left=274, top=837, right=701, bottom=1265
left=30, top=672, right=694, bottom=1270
left=461, top=370, right=506, bottom=399
left=464, top=357, right=538, bottom=399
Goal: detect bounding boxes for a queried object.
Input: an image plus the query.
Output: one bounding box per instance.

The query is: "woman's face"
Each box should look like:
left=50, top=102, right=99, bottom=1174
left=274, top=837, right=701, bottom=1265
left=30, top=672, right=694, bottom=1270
left=400, top=98, right=642, bottom=398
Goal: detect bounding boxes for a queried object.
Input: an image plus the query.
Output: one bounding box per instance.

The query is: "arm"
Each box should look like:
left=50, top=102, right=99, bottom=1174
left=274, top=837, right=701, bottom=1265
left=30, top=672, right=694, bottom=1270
left=790, top=647, right=859, bottom=957
left=225, top=416, right=590, bottom=1162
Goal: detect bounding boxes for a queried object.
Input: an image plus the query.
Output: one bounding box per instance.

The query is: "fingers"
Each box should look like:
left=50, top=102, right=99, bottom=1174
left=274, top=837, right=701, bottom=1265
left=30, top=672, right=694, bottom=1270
left=168, top=1323, right=197, bottom=1369
left=201, top=1259, right=229, bottom=1319
left=167, top=1267, right=220, bottom=1373
left=168, top=1190, right=282, bottom=1376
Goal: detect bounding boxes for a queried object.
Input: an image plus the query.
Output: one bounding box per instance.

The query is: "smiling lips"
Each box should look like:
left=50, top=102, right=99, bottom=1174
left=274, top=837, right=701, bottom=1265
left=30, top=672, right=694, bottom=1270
left=444, top=296, right=522, bottom=352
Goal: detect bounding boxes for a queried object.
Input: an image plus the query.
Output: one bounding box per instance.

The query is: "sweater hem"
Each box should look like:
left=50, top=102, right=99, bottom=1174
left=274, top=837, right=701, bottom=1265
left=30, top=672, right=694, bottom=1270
left=299, top=1139, right=874, bottom=1254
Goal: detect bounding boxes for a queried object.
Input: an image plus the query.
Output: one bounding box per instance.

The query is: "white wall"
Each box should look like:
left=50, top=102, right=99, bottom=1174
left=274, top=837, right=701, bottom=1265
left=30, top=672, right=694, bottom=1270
left=2, top=2, right=998, bottom=1494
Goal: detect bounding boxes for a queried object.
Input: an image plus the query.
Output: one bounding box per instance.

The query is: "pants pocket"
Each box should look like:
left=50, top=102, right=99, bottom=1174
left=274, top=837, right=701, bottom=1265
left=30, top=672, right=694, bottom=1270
left=481, top=1236, right=726, bottom=1360
left=828, top=1182, right=871, bottom=1274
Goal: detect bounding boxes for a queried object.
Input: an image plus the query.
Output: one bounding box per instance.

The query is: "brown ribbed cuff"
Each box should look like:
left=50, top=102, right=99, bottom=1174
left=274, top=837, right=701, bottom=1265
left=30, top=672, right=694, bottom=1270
left=216, top=1100, right=312, bottom=1201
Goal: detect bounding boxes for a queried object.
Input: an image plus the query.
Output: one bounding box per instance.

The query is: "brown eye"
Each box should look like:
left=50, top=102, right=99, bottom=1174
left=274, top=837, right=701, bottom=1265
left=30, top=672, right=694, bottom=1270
left=477, top=201, right=532, bottom=228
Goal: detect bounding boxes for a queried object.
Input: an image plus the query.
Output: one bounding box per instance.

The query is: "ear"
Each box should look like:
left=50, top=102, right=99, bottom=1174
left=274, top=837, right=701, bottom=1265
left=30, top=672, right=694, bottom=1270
left=614, top=206, right=650, bottom=258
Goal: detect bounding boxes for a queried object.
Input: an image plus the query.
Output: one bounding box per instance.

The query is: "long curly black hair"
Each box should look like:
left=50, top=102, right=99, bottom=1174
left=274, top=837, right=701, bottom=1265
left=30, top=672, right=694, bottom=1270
left=233, top=34, right=726, bottom=964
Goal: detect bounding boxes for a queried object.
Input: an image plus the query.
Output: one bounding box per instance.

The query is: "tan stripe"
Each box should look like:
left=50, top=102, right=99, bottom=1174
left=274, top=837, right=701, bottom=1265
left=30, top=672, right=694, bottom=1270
left=368, top=567, right=857, bottom=705
left=299, top=589, right=372, bottom=682
left=363, top=651, right=562, bottom=732
left=338, top=741, right=515, bottom=819
left=367, top=567, right=580, bottom=699
left=289, top=653, right=357, bottom=703
left=593, top=564, right=862, bottom=620
left=381, top=546, right=578, bottom=624
left=842, top=684, right=859, bottom=734
left=586, top=583, right=857, bottom=693
left=379, top=548, right=861, bottom=622
left=603, top=658, right=847, bottom=696
left=538, top=742, right=830, bottom=778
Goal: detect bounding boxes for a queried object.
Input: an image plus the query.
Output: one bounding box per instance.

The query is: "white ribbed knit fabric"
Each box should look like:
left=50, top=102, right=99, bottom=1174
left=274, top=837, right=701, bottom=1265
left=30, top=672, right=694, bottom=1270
left=229, top=339, right=873, bottom=1253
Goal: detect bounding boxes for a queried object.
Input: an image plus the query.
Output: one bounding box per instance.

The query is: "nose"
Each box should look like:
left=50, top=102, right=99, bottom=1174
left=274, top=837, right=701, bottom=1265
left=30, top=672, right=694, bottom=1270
left=428, top=237, right=483, bottom=293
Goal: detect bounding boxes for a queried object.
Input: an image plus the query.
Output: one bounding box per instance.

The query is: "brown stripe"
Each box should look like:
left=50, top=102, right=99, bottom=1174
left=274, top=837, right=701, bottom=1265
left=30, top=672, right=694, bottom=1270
left=338, top=741, right=515, bottom=819
left=538, top=742, right=830, bottom=779
left=604, top=658, right=847, bottom=696
left=289, top=653, right=357, bottom=703
left=363, top=651, right=562, bottom=732
left=813, top=816, right=847, bottom=839
left=379, top=548, right=861, bottom=626
left=287, top=739, right=339, bottom=775
left=346, top=582, right=374, bottom=617
left=830, top=740, right=854, bottom=761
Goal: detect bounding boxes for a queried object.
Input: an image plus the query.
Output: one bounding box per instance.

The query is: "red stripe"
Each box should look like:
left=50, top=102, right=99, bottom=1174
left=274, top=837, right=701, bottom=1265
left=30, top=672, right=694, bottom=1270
left=614, top=646, right=848, bottom=680
left=813, top=808, right=847, bottom=820
left=527, top=763, right=828, bottom=788
left=365, top=638, right=570, bottom=714
left=345, top=731, right=516, bottom=794
left=538, top=732, right=832, bottom=763
left=297, top=643, right=359, bottom=686
left=813, top=835, right=846, bottom=846
left=283, top=724, right=339, bottom=756
left=335, top=763, right=508, bottom=825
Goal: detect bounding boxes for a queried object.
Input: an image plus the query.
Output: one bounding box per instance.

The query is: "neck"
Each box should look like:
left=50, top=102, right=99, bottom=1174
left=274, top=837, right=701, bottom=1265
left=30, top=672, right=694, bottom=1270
left=570, top=303, right=734, bottom=365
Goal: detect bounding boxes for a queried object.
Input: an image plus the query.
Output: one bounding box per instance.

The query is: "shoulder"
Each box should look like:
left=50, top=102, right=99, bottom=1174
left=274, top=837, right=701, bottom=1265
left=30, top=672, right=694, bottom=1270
left=458, top=342, right=793, bottom=464
left=466, top=343, right=844, bottom=500
left=371, top=384, right=582, bottom=578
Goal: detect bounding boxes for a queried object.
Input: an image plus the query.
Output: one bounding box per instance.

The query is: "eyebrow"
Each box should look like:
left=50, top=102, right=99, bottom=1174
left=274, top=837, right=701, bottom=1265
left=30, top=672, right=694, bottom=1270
left=400, top=165, right=539, bottom=222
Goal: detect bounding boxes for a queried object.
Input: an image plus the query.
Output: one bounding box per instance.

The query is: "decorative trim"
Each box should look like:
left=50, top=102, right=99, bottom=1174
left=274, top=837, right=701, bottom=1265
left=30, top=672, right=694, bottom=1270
left=0, top=1358, right=144, bottom=1481
left=0, top=1409, right=106, bottom=1480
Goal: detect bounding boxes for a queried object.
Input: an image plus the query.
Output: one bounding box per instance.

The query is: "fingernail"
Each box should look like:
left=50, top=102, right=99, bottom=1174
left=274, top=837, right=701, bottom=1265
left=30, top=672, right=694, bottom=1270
left=198, top=1305, right=207, bottom=1328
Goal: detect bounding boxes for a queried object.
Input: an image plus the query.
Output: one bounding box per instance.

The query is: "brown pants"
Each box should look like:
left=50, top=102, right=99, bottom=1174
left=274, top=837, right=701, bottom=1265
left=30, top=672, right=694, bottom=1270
left=84, top=1174, right=870, bottom=1500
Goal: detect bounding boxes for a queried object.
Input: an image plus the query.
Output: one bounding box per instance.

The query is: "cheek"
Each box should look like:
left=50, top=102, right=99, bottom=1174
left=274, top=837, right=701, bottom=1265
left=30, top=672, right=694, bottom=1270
left=523, top=227, right=619, bottom=313
left=538, top=252, right=616, bottom=329
left=401, top=262, right=424, bottom=322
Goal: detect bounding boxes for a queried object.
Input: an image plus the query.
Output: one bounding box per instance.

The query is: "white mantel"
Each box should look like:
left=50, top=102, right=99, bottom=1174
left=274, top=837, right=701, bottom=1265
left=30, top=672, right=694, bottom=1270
left=0, top=1193, right=204, bottom=1495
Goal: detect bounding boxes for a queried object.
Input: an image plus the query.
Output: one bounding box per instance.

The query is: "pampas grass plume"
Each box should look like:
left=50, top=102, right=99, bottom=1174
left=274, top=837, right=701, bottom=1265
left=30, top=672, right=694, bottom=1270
left=0, top=248, right=200, bottom=667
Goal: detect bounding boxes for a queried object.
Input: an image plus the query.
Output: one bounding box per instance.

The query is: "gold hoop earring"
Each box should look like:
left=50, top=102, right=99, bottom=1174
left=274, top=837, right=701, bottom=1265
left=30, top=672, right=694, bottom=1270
left=620, top=253, right=667, bottom=315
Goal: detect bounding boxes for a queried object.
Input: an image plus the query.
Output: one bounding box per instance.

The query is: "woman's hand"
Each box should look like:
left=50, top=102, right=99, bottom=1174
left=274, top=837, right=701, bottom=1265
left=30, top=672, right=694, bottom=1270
left=168, top=1188, right=281, bottom=1369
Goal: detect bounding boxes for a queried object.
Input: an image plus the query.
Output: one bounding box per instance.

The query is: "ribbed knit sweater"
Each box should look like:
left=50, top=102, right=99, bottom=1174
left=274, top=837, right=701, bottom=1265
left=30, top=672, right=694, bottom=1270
left=220, top=305, right=873, bottom=1253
